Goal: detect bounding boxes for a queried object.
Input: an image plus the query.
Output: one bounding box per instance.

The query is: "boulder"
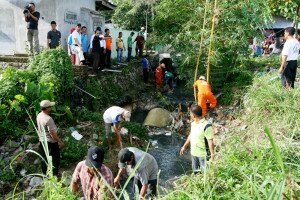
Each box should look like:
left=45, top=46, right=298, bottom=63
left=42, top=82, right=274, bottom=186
left=143, top=108, right=172, bottom=127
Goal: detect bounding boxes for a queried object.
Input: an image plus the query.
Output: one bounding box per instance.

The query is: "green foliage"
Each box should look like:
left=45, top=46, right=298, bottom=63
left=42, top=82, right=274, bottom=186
left=60, top=134, right=88, bottom=167
left=152, top=0, right=272, bottom=92
left=84, top=76, right=123, bottom=111
left=268, top=0, right=300, bottom=20
left=167, top=74, right=300, bottom=199
left=0, top=158, right=19, bottom=182
left=121, top=121, right=148, bottom=139
left=112, top=0, right=158, bottom=30
left=0, top=47, right=74, bottom=141
left=75, top=107, right=102, bottom=122
left=28, top=47, right=74, bottom=97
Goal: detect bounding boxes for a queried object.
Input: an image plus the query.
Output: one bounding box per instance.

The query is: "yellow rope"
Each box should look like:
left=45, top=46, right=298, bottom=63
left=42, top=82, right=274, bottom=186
left=206, top=0, right=218, bottom=83
left=194, top=0, right=209, bottom=103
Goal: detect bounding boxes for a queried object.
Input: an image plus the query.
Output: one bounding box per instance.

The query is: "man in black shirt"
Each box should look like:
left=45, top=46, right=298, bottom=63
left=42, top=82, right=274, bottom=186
left=47, top=21, right=61, bottom=49
left=24, top=2, right=40, bottom=53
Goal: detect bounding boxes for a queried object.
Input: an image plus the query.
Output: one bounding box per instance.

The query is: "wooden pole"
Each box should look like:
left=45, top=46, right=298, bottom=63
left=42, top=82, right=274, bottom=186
left=194, top=0, right=209, bottom=103
left=206, top=0, right=218, bottom=83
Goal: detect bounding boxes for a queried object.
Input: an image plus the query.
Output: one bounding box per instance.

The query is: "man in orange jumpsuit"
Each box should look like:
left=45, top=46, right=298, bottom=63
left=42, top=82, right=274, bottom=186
left=194, top=75, right=217, bottom=116
left=155, top=63, right=165, bottom=89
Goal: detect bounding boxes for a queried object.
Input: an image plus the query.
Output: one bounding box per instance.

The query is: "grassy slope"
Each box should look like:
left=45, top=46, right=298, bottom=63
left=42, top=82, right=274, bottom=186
left=164, top=73, right=300, bottom=199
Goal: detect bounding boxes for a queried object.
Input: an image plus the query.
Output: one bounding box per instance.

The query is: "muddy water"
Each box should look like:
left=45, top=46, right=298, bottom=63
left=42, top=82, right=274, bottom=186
left=130, top=106, right=193, bottom=189
left=148, top=133, right=192, bottom=187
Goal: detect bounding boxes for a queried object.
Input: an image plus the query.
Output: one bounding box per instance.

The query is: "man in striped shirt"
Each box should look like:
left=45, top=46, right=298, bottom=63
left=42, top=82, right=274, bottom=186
left=70, top=146, right=113, bottom=200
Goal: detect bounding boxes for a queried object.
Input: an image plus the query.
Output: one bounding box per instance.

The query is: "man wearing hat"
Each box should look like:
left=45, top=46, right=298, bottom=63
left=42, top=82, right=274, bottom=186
left=70, top=146, right=113, bottom=199
left=193, top=75, right=217, bottom=116
left=36, top=100, right=64, bottom=176
left=103, top=106, right=131, bottom=150
left=114, top=147, right=158, bottom=198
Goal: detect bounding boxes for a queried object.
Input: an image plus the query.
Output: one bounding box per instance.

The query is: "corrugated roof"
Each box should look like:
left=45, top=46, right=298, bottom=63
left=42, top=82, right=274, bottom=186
left=267, top=16, right=299, bottom=29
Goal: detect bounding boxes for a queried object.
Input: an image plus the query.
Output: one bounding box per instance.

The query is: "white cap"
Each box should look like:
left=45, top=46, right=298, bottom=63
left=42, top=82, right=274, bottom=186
left=199, top=75, right=206, bottom=80
left=141, top=27, right=145, bottom=30
left=40, top=100, right=55, bottom=108
left=124, top=110, right=131, bottom=122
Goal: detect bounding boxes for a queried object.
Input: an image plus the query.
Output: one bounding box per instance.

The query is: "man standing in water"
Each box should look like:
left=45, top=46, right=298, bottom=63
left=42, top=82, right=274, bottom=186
left=180, top=104, right=214, bottom=172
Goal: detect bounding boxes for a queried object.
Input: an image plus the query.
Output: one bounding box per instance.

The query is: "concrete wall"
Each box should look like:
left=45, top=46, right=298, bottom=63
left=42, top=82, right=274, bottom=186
left=105, top=23, right=139, bottom=58
left=0, top=0, right=104, bottom=54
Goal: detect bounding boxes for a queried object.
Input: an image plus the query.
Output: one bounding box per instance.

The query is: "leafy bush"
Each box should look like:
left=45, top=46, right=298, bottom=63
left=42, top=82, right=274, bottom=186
left=0, top=48, right=75, bottom=141
left=28, top=47, right=74, bottom=96
left=60, top=134, right=88, bottom=167
left=121, top=121, right=148, bottom=140
left=75, top=107, right=102, bottom=122
left=84, top=76, right=123, bottom=111
left=167, top=73, right=300, bottom=199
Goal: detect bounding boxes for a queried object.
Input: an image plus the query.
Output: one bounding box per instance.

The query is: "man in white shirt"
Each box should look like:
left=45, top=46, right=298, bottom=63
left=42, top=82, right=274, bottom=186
left=99, top=31, right=106, bottom=70
left=71, top=23, right=85, bottom=65
left=279, top=27, right=300, bottom=89
left=103, top=106, right=131, bottom=151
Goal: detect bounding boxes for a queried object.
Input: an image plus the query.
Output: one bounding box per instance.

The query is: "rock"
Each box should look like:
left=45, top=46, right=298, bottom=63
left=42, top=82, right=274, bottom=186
left=29, top=177, right=43, bottom=188
left=13, top=146, right=23, bottom=155
left=92, top=134, right=99, bottom=140
left=23, top=135, right=37, bottom=142
left=143, top=108, right=172, bottom=127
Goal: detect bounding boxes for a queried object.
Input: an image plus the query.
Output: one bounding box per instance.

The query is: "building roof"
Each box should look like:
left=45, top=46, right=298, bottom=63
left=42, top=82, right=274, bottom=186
left=96, top=0, right=116, bottom=10
left=268, top=16, right=298, bottom=29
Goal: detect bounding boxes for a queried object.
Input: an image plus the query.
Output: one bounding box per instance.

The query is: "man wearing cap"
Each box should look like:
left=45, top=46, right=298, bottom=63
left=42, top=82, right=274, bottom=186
left=155, top=63, right=165, bottom=89
left=36, top=100, right=64, bottom=176
left=103, top=106, right=131, bottom=151
left=70, top=146, right=113, bottom=200
left=114, top=147, right=158, bottom=198
left=193, top=75, right=217, bottom=116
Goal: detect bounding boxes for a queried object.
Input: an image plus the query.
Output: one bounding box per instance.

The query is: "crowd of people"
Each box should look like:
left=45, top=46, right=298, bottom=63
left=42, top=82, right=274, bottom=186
left=26, top=3, right=299, bottom=200
left=24, top=3, right=146, bottom=73
left=36, top=75, right=218, bottom=199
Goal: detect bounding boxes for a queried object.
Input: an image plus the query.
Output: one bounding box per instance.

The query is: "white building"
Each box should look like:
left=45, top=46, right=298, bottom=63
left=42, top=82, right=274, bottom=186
left=0, top=0, right=116, bottom=55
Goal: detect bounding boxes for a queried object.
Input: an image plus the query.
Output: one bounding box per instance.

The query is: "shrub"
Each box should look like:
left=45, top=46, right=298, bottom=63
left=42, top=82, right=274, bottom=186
left=121, top=121, right=148, bottom=140
left=28, top=47, right=74, bottom=97
left=60, top=133, right=88, bottom=167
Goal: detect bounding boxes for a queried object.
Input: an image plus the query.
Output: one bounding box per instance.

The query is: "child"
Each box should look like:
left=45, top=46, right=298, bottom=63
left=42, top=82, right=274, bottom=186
left=180, top=104, right=214, bottom=172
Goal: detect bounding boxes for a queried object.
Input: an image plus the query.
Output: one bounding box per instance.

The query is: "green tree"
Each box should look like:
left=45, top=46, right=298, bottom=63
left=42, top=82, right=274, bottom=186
left=268, top=0, right=300, bottom=36
left=152, top=0, right=272, bottom=89
left=112, top=0, right=159, bottom=31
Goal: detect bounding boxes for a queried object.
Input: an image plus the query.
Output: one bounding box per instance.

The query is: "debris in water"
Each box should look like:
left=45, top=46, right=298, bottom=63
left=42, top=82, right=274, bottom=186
left=149, top=140, right=158, bottom=147
left=165, top=131, right=172, bottom=136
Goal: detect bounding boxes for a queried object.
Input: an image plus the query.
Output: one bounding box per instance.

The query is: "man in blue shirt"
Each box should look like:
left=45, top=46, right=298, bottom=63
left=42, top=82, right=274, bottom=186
left=142, top=55, right=150, bottom=83
left=81, top=26, right=89, bottom=63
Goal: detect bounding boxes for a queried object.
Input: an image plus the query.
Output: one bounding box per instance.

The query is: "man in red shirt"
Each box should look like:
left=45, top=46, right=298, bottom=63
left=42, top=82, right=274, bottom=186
left=134, top=33, right=145, bottom=57
left=155, top=63, right=165, bottom=89
left=70, top=146, right=113, bottom=200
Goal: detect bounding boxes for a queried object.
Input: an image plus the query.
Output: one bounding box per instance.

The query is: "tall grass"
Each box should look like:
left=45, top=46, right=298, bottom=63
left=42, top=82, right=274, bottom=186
left=163, top=73, right=300, bottom=199
left=8, top=111, right=152, bottom=200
